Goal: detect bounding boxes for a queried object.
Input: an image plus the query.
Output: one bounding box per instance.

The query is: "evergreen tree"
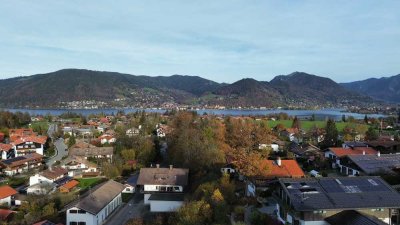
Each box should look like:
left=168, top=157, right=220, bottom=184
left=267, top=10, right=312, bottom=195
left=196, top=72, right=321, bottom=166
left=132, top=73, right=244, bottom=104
left=292, top=116, right=301, bottom=129
left=68, top=133, right=76, bottom=148
left=364, top=115, right=369, bottom=124
left=321, top=118, right=338, bottom=148
left=342, top=114, right=346, bottom=122
left=365, top=127, right=379, bottom=141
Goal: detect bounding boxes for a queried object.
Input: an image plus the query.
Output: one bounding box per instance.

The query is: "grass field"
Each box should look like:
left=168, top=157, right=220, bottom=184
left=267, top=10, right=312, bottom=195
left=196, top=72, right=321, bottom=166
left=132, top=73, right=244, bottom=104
left=267, top=120, right=369, bottom=132
left=77, top=177, right=103, bottom=189
left=30, top=121, right=49, bottom=133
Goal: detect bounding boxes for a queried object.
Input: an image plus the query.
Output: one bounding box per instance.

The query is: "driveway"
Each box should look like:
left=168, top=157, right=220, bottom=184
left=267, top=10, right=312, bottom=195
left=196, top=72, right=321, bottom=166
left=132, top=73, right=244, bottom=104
left=47, top=138, right=68, bottom=167
left=104, top=193, right=146, bottom=225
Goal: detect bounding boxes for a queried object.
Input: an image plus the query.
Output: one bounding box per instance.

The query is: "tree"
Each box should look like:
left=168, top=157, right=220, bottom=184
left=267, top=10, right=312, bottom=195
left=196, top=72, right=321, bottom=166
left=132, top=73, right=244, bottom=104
left=365, top=127, right=379, bottom=141
left=321, top=118, right=338, bottom=148
left=342, top=114, right=346, bottom=122
left=169, top=200, right=212, bottom=225
left=364, top=115, right=369, bottom=124
left=68, top=133, right=76, bottom=148
left=291, top=116, right=301, bottom=130
left=310, top=114, right=316, bottom=121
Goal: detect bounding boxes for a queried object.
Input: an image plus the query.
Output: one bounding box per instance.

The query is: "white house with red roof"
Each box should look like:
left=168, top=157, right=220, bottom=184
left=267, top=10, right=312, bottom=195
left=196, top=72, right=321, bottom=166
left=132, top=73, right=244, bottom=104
left=324, top=147, right=378, bottom=169
left=0, top=143, right=14, bottom=160
left=12, top=136, right=47, bottom=156
left=98, top=134, right=116, bottom=145
left=0, top=185, right=17, bottom=206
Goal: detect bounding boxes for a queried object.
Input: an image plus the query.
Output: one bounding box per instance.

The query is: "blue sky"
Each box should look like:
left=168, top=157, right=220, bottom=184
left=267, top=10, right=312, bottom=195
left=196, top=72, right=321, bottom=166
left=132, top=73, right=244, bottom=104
left=0, top=1, right=399, bottom=83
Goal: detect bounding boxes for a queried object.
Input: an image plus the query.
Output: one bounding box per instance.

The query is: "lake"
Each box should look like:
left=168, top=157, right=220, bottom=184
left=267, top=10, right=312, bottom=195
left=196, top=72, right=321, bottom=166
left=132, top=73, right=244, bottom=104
left=1, top=108, right=386, bottom=120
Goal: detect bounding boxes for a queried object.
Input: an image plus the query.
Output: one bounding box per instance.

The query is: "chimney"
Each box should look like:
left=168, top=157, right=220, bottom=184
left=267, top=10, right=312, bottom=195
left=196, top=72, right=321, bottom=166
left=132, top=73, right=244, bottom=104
left=156, top=164, right=160, bottom=168
left=276, top=157, right=282, bottom=166
left=169, top=165, right=173, bottom=170
left=377, top=151, right=381, bottom=157
left=363, top=150, right=365, bottom=155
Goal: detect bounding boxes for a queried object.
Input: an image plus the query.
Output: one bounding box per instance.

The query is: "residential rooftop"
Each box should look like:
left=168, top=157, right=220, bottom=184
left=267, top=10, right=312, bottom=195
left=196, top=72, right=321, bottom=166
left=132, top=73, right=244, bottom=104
left=75, top=180, right=125, bottom=215
left=279, top=176, right=400, bottom=211
left=137, top=166, right=189, bottom=186
left=344, top=154, right=400, bottom=175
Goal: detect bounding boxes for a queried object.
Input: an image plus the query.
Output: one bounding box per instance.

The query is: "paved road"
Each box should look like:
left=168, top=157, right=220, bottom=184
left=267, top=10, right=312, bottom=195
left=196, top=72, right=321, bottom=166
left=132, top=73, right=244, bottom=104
left=104, top=193, right=145, bottom=225
left=47, top=138, right=68, bottom=167
left=47, top=123, right=57, bottom=139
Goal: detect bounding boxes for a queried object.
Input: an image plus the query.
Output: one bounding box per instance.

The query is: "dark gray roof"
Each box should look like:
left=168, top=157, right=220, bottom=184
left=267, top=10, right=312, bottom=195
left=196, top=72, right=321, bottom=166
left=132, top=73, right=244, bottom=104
left=279, top=176, right=400, bottom=211
left=344, top=141, right=369, bottom=148
left=345, top=154, right=400, bottom=175
left=148, top=193, right=185, bottom=201
left=75, top=180, right=125, bottom=215
left=137, top=167, right=189, bottom=186
left=325, top=210, right=387, bottom=225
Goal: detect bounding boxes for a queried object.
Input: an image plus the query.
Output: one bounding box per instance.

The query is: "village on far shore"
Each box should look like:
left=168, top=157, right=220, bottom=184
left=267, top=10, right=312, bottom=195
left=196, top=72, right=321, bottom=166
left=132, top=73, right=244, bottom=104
left=1, top=109, right=400, bottom=225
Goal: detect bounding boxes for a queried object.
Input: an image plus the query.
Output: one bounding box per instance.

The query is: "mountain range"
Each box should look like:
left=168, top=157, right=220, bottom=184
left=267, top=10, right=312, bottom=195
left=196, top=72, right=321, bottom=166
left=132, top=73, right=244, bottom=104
left=341, top=74, right=400, bottom=103
left=0, top=69, right=396, bottom=109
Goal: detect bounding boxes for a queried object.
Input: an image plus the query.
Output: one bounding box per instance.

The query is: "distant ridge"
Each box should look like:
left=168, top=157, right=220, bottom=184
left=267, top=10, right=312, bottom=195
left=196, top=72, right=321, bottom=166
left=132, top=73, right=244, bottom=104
left=341, top=74, right=400, bottom=103
left=0, top=69, right=377, bottom=108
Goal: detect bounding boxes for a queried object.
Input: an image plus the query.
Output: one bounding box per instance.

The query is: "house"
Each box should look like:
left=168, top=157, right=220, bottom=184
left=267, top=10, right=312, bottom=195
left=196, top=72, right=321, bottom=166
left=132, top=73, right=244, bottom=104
left=366, top=140, right=400, bottom=154
left=69, top=142, right=113, bottom=162
left=28, top=167, right=69, bottom=194
left=276, top=176, right=400, bottom=225
left=281, top=128, right=300, bottom=142
left=156, top=124, right=172, bottom=138
left=9, top=128, right=35, bottom=142
left=137, top=165, right=189, bottom=212
left=66, top=180, right=125, bottom=225
left=0, top=153, right=43, bottom=176
left=0, top=209, right=16, bottom=222
left=325, top=210, right=388, bottom=225
left=126, top=127, right=140, bottom=137
left=342, top=141, right=369, bottom=149
left=61, top=156, right=98, bottom=176
left=98, top=134, right=116, bottom=145
left=246, top=158, right=305, bottom=197
left=259, top=143, right=280, bottom=152
left=12, top=135, right=48, bottom=156
left=0, top=185, right=17, bottom=206
left=324, top=147, right=378, bottom=169
left=29, top=167, right=69, bottom=186
left=289, top=143, right=322, bottom=161
left=60, top=180, right=80, bottom=193
left=0, top=143, right=14, bottom=160
left=339, top=153, right=400, bottom=176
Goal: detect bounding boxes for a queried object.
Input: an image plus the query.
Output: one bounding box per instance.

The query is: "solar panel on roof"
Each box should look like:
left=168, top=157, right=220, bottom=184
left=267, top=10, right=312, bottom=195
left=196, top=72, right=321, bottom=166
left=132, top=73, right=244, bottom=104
left=2, top=156, right=25, bottom=164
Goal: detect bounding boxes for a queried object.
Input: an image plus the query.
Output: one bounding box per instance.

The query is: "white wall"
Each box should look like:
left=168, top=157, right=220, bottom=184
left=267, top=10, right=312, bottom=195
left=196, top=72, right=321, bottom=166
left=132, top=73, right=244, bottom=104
left=144, top=184, right=183, bottom=192
left=246, top=182, right=256, bottom=197
left=29, top=174, right=53, bottom=186
left=0, top=196, right=11, bottom=206
left=150, top=200, right=183, bottom=212
left=67, top=193, right=122, bottom=225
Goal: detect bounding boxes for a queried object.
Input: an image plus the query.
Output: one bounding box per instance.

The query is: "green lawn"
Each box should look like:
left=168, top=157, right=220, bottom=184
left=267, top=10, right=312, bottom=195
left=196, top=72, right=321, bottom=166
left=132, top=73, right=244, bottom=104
left=267, top=120, right=368, bottom=132
left=30, top=121, right=49, bottom=134
left=77, top=177, right=103, bottom=189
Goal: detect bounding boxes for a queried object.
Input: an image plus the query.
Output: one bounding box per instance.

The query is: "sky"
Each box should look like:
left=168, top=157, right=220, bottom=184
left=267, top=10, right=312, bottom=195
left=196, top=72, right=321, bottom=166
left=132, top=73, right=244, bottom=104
left=0, top=1, right=399, bottom=83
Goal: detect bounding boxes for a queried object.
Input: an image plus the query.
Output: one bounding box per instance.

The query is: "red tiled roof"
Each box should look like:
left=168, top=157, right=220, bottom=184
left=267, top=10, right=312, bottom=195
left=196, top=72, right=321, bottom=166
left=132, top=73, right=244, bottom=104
left=0, top=209, right=15, bottom=221
left=0, top=143, right=13, bottom=152
left=328, top=147, right=377, bottom=157
left=260, top=159, right=305, bottom=178
left=0, top=185, right=17, bottom=199
left=61, top=180, right=79, bottom=190
left=9, top=128, right=35, bottom=142
left=12, top=135, right=47, bottom=145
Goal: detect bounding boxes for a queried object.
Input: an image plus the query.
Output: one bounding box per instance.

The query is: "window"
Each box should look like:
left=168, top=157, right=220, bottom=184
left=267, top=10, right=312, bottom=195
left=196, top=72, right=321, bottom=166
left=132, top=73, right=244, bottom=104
left=78, top=222, right=86, bottom=225
left=174, top=186, right=180, bottom=192
left=69, top=210, right=78, bottom=214
left=78, top=209, right=86, bottom=214
left=167, top=186, right=173, bottom=192
left=70, top=222, right=77, bottom=225
left=160, top=186, right=166, bottom=192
